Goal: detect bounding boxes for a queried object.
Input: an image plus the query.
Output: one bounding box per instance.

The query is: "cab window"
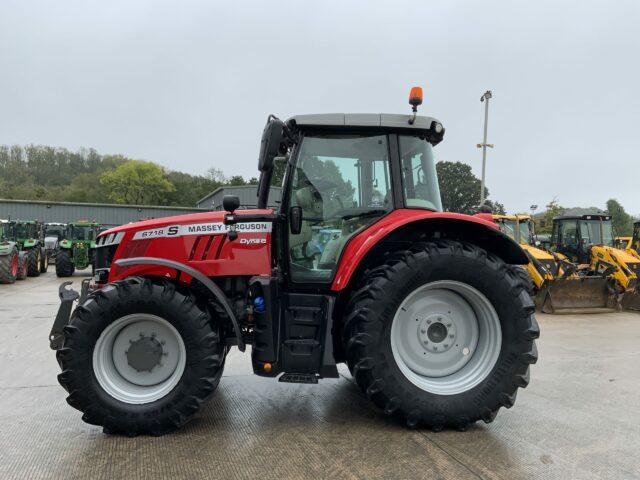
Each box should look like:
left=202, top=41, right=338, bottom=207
left=288, top=134, right=391, bottom=283
left=399, top=135, right=442, bottom=211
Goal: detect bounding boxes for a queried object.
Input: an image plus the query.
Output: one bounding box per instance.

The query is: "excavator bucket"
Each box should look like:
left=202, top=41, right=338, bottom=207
left=621, top=291, right=640, bottom=312
left=540, top=277, right=618, bottom=314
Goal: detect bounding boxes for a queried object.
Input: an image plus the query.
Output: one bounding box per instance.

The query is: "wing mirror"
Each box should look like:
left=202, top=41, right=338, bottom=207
left=290, top=206, right=303, bottom=235
left=223, top=195, right=240, bottom=213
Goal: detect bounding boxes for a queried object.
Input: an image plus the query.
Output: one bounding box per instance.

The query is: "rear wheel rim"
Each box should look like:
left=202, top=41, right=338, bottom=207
left=11, top=254, right=18, bottom=277
left=390, top=280, right=502, bottom=395
left=93, top=314, right=186, bottom=404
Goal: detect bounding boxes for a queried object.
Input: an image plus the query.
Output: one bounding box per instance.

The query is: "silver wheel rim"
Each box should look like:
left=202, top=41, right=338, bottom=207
left=92, top=314, right=186, bottom=404
left=390, top=280, right=502, bottom=395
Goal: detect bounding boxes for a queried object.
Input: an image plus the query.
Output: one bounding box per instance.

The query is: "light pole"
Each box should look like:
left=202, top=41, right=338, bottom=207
left=477, top=90, right=494, bottom=205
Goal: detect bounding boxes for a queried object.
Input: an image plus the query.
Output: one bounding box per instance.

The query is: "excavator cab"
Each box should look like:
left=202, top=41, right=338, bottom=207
left=550, top=214, right=614, bottom=264
left=551, top=214, right=640, bottom=312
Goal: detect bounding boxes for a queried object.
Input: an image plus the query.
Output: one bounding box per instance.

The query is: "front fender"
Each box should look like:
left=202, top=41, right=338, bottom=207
left=332, top=209, right=528, bottom=291
left=23, top=239, right=37, bottom=248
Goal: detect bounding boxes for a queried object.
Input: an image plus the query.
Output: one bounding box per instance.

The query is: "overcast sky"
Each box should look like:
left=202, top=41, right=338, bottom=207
left=0, top=1, right=638, bottom=214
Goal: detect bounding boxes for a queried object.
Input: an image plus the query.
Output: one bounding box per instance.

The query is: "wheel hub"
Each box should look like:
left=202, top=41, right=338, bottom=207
left=126, top=335, right=164, bottom=372
left=418, top=314, right=456, bottom=353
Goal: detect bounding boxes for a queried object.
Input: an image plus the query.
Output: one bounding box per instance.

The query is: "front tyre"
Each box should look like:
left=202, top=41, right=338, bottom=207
left=16, top=252, right=28, bottom=280
left=55, top=249, right=75, bottom=277
left=56, top=277, right=226, bottom=436
left=343, top=240, right=539, bottom=430
left=26, top=248, right=41, bottom=277
left=40, top=248, right=49, bottom=273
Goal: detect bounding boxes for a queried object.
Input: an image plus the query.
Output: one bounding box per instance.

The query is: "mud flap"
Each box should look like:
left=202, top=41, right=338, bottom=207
left=540, top=277, right=617, bottom=314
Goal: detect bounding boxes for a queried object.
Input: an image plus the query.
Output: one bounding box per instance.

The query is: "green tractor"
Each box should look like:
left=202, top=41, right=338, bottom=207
left=10, top=220, right=48, bottom=276
left=55, top=221, right=100, bottom=277
left=0, top=220, right=27, bottom=283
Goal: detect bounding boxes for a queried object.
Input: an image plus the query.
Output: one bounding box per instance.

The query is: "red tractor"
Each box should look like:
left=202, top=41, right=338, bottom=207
left=51, top=89, right=538, bottom=435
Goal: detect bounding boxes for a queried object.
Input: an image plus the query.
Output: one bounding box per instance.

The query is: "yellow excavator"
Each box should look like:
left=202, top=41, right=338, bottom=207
left=492, top=214, right=590, bottom=312
left=493, top=214, right=555, bottom=293
left=549, top=214, right=640, bottom=312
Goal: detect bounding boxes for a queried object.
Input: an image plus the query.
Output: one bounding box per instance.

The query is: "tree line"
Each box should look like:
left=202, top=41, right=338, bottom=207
left=0, top=145, right=256, bottom=207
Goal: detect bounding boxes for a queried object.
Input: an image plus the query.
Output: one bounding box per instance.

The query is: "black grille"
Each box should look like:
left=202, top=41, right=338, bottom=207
left=95, top=244, right=117, bottom=270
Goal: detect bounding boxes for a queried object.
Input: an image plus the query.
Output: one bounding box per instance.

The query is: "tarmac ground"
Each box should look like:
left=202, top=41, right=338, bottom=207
left=0, top=272, right=639, bottom=479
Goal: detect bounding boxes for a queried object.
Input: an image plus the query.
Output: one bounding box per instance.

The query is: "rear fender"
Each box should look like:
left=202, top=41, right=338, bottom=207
left=332, top=211, right=528, bottom=291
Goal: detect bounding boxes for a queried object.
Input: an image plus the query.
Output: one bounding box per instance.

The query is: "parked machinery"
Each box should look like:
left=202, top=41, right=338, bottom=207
left=9, top=220, right=48, bottom=276
left=44, top=223, right=66, bottom=264
left=50, top=89, right=538, bottom=435
left=492, top=214, right=606, bottom=313
left=55, top=221, right=100, bottom=277
left=550, top=214, right=640, bottom=311
left=0, top=220, right=21, bottom=284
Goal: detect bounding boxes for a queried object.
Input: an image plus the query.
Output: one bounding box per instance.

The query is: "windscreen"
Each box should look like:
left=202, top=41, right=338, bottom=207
left=519, top=220, right=532, bottom=245
left=14, top=224, right=30, bottom=239
left=579, top=219, right=613, bottom=246
left=45, top=225, right=66, bottom=240
left=70, top=226, right=95, bottom=241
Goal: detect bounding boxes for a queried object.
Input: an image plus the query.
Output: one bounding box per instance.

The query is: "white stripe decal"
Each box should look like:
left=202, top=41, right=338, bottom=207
left=132, top=222, right=272, bottom=240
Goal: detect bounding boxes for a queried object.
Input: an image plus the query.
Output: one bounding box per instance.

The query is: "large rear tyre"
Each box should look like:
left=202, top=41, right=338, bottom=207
left=0, top=247, right=19, bottom=284
left=343, top=240, right=539, bottom=430
left=510, top=265, right=535, bottom=298
left=56, top=277, right=225, bottom=436
left=26, top=248, right=41, bottom=277
left=55, top=250, right=75, bottom=277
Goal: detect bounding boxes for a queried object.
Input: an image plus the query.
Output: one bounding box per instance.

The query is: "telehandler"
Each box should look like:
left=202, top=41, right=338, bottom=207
left=51, top=88, right=538, bottom=435
left=550, top=214, right=640, bottom=311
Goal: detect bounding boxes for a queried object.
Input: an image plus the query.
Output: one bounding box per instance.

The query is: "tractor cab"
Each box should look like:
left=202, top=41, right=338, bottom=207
left=44, top=223, right=66, bottom=242
left=633, top=222, right=640, bottom=254
left=66, top=222, right=99, bottom=242
left=255, top=112, right=445, bottom=285
left=550, top=214, right=614, bottom=264
left=0, top=220, right=11, bottom=243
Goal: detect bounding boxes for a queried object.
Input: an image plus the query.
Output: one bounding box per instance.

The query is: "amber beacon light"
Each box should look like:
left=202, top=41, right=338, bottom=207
left=408, top=86, right=423, bottom=124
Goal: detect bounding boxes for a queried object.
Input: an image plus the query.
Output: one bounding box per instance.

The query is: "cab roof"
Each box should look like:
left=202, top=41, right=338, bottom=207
left=553, top=214, right=611, bottom=221
left=493, top=214, right=532, bottom=221
left=286, top=113, right=445, bottom=145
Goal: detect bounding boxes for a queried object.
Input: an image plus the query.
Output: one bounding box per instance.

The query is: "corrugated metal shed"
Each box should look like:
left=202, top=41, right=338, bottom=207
left=196, top=185, right=282, bottom=210
left=0, top=199, right=205, bottom=227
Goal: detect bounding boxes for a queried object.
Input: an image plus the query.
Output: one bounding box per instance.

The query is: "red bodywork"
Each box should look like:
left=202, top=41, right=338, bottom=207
left=101, top=208, right=498, bottom=292
left=103, top=210, right=273, bottom=283
left=332, top=210, right=499, bottom=290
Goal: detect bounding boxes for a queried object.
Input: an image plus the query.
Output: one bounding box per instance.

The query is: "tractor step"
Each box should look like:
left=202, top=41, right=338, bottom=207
left=278, top=373, right=319, bottom=384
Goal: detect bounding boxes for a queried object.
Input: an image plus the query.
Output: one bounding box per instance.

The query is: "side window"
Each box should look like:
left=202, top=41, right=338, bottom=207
left=288, top=135, right=391, bottom=283
left=399, top=135, right=442, bottom=211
